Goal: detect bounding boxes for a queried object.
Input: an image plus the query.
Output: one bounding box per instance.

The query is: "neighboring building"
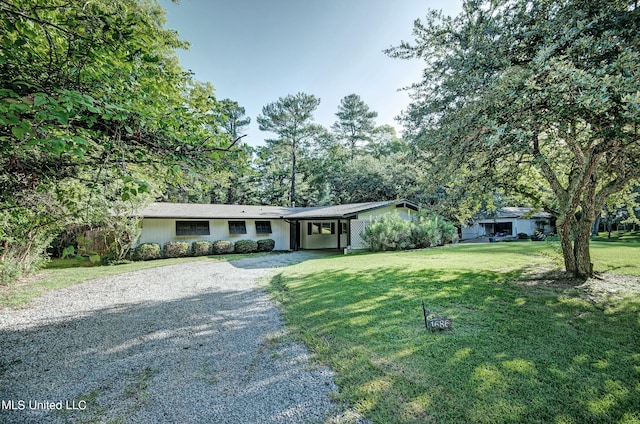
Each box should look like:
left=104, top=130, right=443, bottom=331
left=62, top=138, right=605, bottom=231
left=461, top=207, right=554, bottom=240
left=136, top=200, right=418, bottom=250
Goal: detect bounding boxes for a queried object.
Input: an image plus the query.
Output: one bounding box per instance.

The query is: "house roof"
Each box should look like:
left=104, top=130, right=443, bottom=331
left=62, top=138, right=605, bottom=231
left=285, top=200, right=418, bottom=219
left=138, top=199, right=418, bottom=220
left=477, top=207, right=552, bottom=221
left=138, top=203, right=293, bottom=219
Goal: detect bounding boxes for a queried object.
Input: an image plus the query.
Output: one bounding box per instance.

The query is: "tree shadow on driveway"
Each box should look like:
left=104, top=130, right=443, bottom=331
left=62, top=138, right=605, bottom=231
left=0, top=261, right=339, bottom=423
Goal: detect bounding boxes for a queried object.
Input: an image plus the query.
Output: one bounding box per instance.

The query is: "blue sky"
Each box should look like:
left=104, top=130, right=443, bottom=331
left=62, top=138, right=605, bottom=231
left=160, top=0, right=462, bottom=146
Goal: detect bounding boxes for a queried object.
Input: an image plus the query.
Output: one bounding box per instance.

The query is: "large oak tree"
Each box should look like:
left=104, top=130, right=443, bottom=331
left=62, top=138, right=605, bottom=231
left=389, top=0, right=640, bottom=278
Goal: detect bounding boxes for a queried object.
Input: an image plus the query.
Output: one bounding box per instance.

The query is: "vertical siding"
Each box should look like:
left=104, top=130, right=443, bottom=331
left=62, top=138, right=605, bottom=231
left=461, top=223, right=484, bottom=239
left=357, top=205, right=413, bottom=220
left=137, top=218, right=290, bottom=251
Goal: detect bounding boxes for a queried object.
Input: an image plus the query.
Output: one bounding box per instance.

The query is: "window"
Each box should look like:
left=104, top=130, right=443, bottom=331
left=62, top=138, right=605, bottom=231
left=255, top=221, right=272, bottom=234
left=308, top=222, right=335, bottom=235
left=228, top=221, right=247, bottom=234
left=340, top=222, right=348, bottom=234
left=176, top=221, right=210, bottom=236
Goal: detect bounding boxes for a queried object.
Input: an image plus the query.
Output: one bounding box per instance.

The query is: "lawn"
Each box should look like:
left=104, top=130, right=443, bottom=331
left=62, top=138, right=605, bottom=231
left=269, top=242, right=640, bottom=424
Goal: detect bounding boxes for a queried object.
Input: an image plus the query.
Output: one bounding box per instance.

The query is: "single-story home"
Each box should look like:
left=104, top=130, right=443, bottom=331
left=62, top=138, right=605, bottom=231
left=136, top=199, right=419, bottom=251
left=461, top=207, right=554, bottom=240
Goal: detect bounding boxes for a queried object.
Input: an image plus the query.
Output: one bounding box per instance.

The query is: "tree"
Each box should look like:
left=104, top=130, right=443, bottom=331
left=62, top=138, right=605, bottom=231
left=0, top=0, right=235, bottom=281
left=257, top=92, right=322, bottom=206
left=216, top=99, right=254, bottom=204
left=332, top=94, right=378, bottom=160
left=388, top=0, right=640, bottom=278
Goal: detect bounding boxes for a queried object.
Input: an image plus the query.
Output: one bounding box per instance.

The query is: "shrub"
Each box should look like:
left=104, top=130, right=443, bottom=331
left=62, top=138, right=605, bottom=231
left=361, top=213, right=412, bottom=252
left=212, top=240, right=234, bottom=255
left=163, top=241, right=190, bottom=258
left=518, top=232, right=529, bottom=239
left=191, top=241, right=213, bottom=256
left=437, top=217, right=457, bottom=245
left=133, top=243, right=162, bottom=261
left=411, top=216, right=440, bottom=248
left=234, top=239, right=258, bottom=254
left=362, top=211, right=457, bottom=252
left=257, top=239, right=276, bottom=252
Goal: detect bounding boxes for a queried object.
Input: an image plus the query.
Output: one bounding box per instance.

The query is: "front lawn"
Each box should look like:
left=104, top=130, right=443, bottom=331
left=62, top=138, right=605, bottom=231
left=269, top=243, right=640, bottom=423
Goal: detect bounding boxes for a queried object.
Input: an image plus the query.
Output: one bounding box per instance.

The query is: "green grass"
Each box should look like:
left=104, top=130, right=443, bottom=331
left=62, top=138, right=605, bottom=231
left=269, top=243, right=640, bottom=424
left=0, top=253, right=266, bottom=307
left=592, top=231, right=640, bottom=243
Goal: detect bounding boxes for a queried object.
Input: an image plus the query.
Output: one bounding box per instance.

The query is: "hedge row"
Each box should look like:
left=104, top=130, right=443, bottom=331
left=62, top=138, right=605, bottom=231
left=132, top=239, right=275, bottom=261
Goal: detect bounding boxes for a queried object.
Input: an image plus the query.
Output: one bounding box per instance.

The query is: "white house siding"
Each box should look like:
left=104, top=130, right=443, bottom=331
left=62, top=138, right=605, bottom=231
left=461, top=223, right=484, bottom=240
left=137, top=218, right=290, bottom=251
left=357, top=205, right=413, bottom=220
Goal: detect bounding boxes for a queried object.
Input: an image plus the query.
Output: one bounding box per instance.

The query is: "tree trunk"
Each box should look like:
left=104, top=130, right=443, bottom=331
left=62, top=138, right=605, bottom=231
left=573, top=215, right=594, bottom=278
left=557, top=211, right=595, bottom=279
left=557, top=215, right=577, bottom=275
left=290, top=143, right=296, bottom=207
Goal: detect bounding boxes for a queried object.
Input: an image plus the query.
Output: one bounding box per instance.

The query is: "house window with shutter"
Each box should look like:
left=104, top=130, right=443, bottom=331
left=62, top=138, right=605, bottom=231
left=228, top=221, right=247, bottom=234
left=255, top=221, right=272, bottom=234
left=307, top=222, right=335, bottom=235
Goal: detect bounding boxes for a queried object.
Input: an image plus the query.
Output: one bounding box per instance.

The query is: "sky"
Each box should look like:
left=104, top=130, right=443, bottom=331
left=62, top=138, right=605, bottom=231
left=159, top=0, right=463, bottom=146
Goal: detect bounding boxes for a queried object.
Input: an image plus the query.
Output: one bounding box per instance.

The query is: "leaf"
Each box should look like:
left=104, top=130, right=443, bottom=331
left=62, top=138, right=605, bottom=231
left=11, top=122, right=30, bottom=139
left=33, top=93, right=49, bottom=107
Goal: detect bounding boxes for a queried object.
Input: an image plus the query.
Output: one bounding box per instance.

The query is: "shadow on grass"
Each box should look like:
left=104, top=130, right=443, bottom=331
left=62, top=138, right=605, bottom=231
left=270, top=265, right=640, bottom=424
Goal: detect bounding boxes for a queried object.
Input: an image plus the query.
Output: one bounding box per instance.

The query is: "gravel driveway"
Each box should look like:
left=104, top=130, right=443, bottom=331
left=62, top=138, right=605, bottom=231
left=0, top=252, right=349, bottom=423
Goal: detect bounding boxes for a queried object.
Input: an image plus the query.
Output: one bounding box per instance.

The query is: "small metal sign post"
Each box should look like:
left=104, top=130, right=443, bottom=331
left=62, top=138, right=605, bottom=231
left=422, top=301, right=453, bottom=331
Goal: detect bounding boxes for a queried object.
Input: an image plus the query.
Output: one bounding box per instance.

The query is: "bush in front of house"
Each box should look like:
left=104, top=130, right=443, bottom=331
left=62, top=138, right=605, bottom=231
left=518, top=232, right=529, bottom=239
left=362, top=211, right=457, bottom=252
left=234, top=239, right=258, bottom=254
left=133, top=243, right=162, bottom=261
left=191, top=241, right=213, bottom=256
left=257, top=239, right=276, bottom=252
left=163, top=241, right=190, bottom=258
left=361, top=213, right=413, bottom=252
left=212, top=240, right=234, bottom=255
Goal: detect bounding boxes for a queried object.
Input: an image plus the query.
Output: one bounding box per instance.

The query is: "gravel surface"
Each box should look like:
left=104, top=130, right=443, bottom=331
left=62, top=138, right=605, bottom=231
left=0, top=252, right=355, bottom=423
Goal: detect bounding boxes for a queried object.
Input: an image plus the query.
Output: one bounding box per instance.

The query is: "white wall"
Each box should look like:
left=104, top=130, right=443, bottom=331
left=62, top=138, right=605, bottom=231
left=357, top=205, right=413, bottom=220
left=137, top=218, right=290, bottom=251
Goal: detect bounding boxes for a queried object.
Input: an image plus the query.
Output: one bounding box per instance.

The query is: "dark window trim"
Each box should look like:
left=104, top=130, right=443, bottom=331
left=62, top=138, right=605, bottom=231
left=307, top=222, right=335, bottom=235
left=228, top=220, right=247, bottom=235
left=255, top=220, right=272, bottom=234
left=176, top=220, right=210, bottom=236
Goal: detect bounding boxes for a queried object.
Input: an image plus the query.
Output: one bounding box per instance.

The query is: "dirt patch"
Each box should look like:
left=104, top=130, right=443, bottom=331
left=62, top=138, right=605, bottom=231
left=516, top=267, right=640, bottom=304
left=576, top=273, right=640, bottom=303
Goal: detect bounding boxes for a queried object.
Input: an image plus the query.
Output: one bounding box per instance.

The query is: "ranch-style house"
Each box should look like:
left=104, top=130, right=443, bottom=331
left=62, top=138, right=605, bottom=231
left=461, top=207, right=554, bottom=240
left=136, top=200, right=419, bottom=251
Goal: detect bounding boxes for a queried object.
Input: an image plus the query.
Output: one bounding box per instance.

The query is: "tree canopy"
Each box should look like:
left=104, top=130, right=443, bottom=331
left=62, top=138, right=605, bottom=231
left=0, top=0, right=247, bottom=281
left=257, top=92, right=322, bottom=206
left=388, top=0, right=640, bottom=277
